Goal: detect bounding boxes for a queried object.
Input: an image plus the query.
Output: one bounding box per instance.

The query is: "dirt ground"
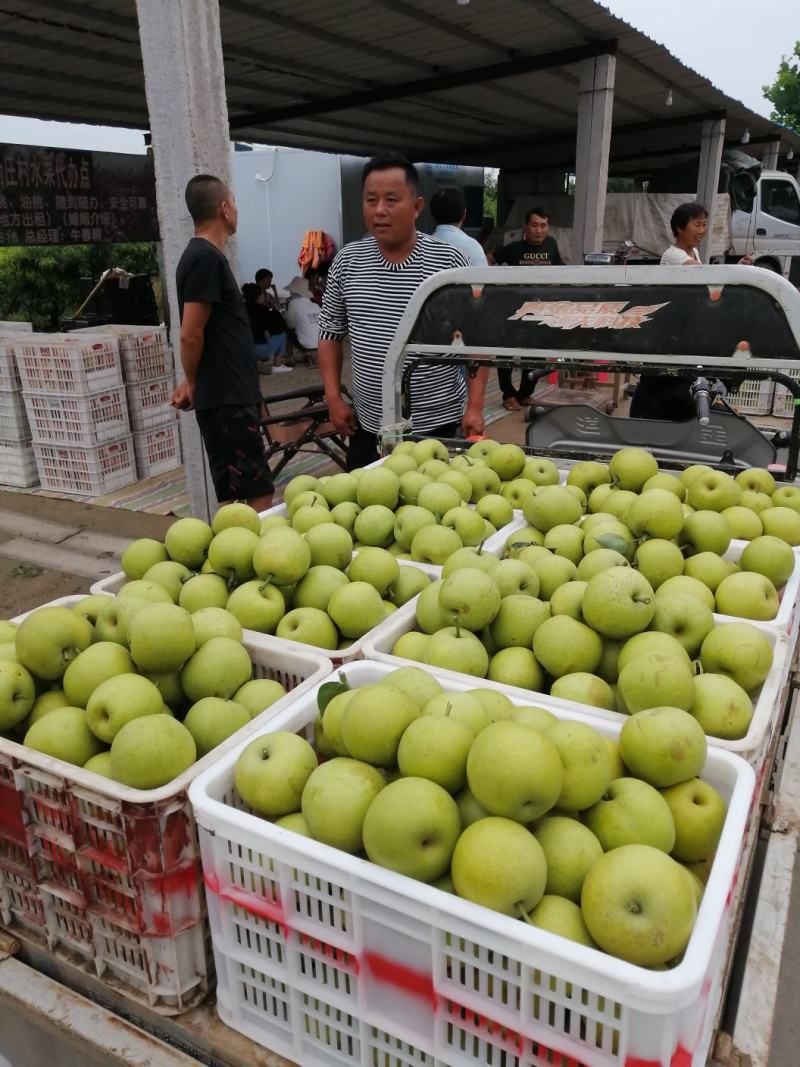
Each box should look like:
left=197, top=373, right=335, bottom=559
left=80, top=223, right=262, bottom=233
left=0, top=492, right=171, bottom=619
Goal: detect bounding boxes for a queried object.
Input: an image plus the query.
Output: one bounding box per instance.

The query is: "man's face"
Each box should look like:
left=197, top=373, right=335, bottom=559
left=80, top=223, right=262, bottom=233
left=679, top=215, right=707, bottom=247
left=362, top=167, right=422, bottom=250
left=220, top=188, right=238, bottom=235
left=524, top=213, right=549, bottom=245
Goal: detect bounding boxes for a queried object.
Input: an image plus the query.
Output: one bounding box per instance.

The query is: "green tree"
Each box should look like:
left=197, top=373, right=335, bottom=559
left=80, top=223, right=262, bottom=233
left=0, top=243, right=158, bottom=330
left=483, top=169, right=498, bottom=223
left=763, top=42, right=800, bottom=131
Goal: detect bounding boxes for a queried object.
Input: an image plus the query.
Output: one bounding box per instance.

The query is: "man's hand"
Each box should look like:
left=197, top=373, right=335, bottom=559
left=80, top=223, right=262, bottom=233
left=462, top=403, right=485, bottom=438
left=327, top=394, right=358, bottom=437
left=738, top=254, right=754, bottom=265
left=171, top=381, right=194, bottom=411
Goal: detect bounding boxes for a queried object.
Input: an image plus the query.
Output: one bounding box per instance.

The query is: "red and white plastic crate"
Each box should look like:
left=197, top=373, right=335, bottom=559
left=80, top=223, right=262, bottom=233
left=189, top=660, right=755, bottom=1067
left=0, top=596, right=333, bottom=1014
left=33, top=436, right=137, bottom=497
left=0, top=335, right=38, bottom=487
left=16, top=334, right=123, bottom=395
left=133, top=415, right=182, bottom=479
left=23, top=386, right=130, bottom=447
left=126, top=376, right=173, bottom=431
left=73, top=324, right=171, bottom=383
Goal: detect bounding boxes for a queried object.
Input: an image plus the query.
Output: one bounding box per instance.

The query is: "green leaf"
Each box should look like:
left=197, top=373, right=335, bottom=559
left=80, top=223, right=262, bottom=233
left=316, top=673, right=350, bottom=714
left=594, top=533, right=630, bottom=556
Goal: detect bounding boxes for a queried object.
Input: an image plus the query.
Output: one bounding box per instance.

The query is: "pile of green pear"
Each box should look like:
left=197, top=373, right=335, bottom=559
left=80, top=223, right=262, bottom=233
left=0, top=601, right=288, bottom=790
left=235, top=667, right=726, bottom=969
left=118, top=494, right=441, bottom=652
left=390, top=532, right=777, bottom=741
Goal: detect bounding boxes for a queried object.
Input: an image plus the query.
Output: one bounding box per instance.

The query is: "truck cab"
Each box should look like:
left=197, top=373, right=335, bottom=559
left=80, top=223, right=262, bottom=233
left=729, top=169, right=800, bottom=277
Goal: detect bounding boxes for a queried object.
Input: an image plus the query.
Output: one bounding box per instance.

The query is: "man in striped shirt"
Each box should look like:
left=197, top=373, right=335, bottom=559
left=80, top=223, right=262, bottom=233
left=318, top=153, right=487, bottom=468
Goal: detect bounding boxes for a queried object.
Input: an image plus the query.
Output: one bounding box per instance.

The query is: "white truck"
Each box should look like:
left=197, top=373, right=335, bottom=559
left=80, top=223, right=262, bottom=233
left=500, top=168, right=800, bottom=279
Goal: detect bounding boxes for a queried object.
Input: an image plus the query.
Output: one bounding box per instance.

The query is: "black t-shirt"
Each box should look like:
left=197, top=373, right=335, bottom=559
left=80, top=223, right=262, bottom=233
left=175, top=237, right=260, bottom=412
left=495, top=236, right=563, bottom=266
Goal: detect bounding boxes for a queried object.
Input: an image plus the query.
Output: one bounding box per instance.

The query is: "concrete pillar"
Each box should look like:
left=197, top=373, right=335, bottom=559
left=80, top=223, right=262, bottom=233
left=762, top=140, right=781, bottom=170
left=572, top=53, right=616, bottom=263
left=696, top=117, right=726, bottom=263
left=136, top=0, right=234, bottom=521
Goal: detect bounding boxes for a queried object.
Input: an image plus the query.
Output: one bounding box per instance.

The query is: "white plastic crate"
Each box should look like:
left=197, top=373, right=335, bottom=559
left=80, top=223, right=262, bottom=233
left=189, top=660, right=755, bottom=1067
left=33, top=435, right=136, bottom=497
left=23, top=386, right=130, bottom=447
left=363, top=600, right=790, bottom=772
left=727, top=379, right=775, bottom=416
left=72, top=324, right=171, bottom=383
left=720, top=540, right=800, bottom=636
left=0, top=389, right=30, bottom=440
left=0, top=340, right=22, bottom=391
left=772, top=370, right=800, bottom=418
left=126, top=375, right=173, bottom=430
left=16, top=334, right=123, bottom=395
left=0, top=595, right=333, bottom=1013
left=0, top=438, right=38, bottom=488
left=133, top=416, right=182, bottom=478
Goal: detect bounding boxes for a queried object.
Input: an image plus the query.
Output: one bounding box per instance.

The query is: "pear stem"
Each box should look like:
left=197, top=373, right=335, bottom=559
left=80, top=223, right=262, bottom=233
left=516, top=902, right=534, bottom=925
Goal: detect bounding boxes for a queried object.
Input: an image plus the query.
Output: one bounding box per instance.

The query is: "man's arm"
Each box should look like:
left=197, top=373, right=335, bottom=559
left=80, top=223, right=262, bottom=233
left=319, top=338, right=357, bottom=436
left=171, top=301, right=211, bottom=410
left=552, top=241, right=564, bottom=266
left=462, top=366, right=488, bottom=437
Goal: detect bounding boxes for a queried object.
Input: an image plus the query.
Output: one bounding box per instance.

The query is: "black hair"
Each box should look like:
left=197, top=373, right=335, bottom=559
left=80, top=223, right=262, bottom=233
left=525, top=206, right=549, bottom=224
left=361, top=153, right=419, bottom=194
left=184, top=174, right=228, bottom=224
left=670, top=201, right=709, bottom=237
left=241, top=282, right=260, bottom=302
left=255, top=268, right=273, bottom=282
left=430, top=187, right=466, bottom=226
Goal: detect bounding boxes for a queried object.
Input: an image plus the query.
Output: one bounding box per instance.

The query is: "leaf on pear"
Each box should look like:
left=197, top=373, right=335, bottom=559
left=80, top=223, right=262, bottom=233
left=316, top=674, right=350, bottom=714
left=594, top=533, right=630, bottom=556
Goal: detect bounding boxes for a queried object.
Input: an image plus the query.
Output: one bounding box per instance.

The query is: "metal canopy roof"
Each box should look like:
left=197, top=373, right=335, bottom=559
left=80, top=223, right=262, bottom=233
left=1, top=0, right=798, bottom=175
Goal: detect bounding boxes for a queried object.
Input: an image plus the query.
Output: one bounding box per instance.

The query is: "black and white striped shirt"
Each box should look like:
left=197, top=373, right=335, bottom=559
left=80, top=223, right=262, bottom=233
left=318, top=233, right=469, bottom=434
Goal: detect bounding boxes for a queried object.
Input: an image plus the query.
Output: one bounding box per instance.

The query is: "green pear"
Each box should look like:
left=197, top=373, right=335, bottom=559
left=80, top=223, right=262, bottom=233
left=721, top=506, right=763, bottom=541
left=690, top=673, right=753, bottom=740
left=582, top=568, right=655, bottom=639
left=634, top=539, right=684, bottom=590
left=532, top=615, right=602, bottom=677
left=608, top=447, right=658, bottom=491
left=550, top=672, right=614, bottom=710
left=617, top=652, right=695, bottom=714
left=699, top=622, right=773, bottom=692
left=741, top=535, right=795, bottom=588
left=625, top=489, right=685, bottom=540
left=576, top=548, right=629, bottom=581
left=715, top=571, right=779, bottom=621
left=683, top=552, right=736, bottom=592
left=655, top=574, right=716, bottom=611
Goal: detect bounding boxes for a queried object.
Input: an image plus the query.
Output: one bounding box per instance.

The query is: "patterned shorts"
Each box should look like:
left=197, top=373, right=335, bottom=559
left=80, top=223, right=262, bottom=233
left=195, top=404, right=274, bottom=503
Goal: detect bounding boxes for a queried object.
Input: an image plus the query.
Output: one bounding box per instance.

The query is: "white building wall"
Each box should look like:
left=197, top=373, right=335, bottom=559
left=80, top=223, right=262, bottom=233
left=231, top=147, right=343, bottom=289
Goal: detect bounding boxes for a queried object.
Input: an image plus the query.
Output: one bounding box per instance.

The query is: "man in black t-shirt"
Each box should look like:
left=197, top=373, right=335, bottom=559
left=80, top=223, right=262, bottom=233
left=494, top=206, right=563, bottom=409
left=172, top=174, right=273, bottom=509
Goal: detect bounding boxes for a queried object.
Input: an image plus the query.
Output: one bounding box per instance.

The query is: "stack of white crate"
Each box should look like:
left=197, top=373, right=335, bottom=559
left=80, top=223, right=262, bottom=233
left=16, top=333, right=137, bottom=497
left=74, top=325, right=181, bottom=479
left=0, top=323, right=39, bottom=488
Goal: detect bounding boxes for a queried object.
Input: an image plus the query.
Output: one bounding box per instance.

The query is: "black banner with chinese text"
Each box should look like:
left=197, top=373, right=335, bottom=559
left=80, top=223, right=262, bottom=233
left=0, top=144, right=159, bottom=247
